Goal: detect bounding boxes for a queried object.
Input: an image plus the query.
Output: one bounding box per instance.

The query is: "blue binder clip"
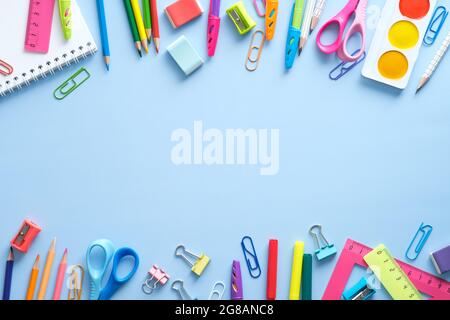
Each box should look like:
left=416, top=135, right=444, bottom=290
left=342, top=277, right=376, bottom=300
left=405, top=222, right=433, bottom=260
left=423, top=6, right=448, bottom=46
left=309, top=225, right=337, bottom=261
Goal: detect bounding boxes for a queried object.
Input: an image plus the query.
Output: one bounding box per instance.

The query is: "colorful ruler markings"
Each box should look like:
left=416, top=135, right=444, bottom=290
left=323, top=239, right=450, bottom=300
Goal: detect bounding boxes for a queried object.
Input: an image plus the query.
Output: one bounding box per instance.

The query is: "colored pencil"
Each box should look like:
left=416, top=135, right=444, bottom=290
left=123, top=0, right=143, bottom=57
left=37, top=238, right=56, bottom=300
left=150, top=0, right=160, bottom=53
left=96, top=0, right=110, bottom=70
left=143, top=0, right=152, bottom=43
left=416, top=31, right=450, bottom=93
left=2, top=248, right=14, bottom=300
left=131, top=0, right=149, bottom=53
left=26, top=254, right=40, bottom=300
left=52, top=249, right=67, bottom=300
left=298, top=0, right=316, bottom=55
left=310, top=0, right=326, bottom=33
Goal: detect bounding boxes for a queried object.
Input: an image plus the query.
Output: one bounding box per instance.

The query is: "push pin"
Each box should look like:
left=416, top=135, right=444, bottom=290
left=11, top=219, right=42, bottom=253
left=175, top=245, right=210, bottom=276
left=142, top=265, right=170, bottom=295
left=342, top=277, right=376, bottom=300
left=309, top=224, right=337, bottom=261
left=171, top=279, right=195, bottom=300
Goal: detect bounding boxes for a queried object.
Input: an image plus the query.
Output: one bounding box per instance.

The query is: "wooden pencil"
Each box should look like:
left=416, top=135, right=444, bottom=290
left=26, top=254, right=40, bottom=300
left=37, top=238, right=56, bottom=300
left=96, top=0, right=110, bottom=70
left=2, top=248, right=14, bottom=300
left=143, top=0, right=152, bottom=43
left=150, top=0, right=160, bottom=53
left=123, top=0, right=143, bottom=57
left=131, top=0, right=149, bottom=53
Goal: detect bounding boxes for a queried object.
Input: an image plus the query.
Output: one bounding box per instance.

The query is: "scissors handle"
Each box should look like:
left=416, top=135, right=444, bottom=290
left=98, top=247, right=139, bottom=300
left=337, top=0, right=367, bottom=62
left=86, top=239, right=115, bottom=300
left=316, top=0, right=360, bottom=55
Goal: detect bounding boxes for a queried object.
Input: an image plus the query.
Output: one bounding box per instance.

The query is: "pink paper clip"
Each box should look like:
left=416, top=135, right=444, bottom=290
left=253, top=0, right=266, bottom=17
left=0, top=59, right=13, bottom=76
left=142, top=265, right=170, bottom=294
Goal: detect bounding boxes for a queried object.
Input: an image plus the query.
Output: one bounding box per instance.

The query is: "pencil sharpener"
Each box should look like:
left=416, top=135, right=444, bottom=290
left=10, top=219, right=42, bottom=253
left=226, top=1, right=257, bottom=35
left=342, top=277, right=376, bottom=300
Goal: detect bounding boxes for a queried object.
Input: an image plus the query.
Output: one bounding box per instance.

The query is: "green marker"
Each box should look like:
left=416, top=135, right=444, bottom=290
left=143, top=0, right=152, bottom=43
left=292, top=0, right=305, bottom=29
left=58, top=0, right=72, bottom=40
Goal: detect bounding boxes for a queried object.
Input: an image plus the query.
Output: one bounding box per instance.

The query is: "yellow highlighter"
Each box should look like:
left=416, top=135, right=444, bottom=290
left=289, top=241, right=304, bottom=300
left=58, top=0, right=72, bottom=40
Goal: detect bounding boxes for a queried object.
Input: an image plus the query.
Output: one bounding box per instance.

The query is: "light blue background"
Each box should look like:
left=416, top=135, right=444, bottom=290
left=0, top=0, right=449, bottom=300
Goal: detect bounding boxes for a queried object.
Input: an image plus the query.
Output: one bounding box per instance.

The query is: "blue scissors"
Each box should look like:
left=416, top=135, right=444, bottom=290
left=86, top=239, right=139, bottom=300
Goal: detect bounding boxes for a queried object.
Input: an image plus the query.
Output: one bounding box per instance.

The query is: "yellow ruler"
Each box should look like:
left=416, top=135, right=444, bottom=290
left=364, top=244, right=422, bottom=300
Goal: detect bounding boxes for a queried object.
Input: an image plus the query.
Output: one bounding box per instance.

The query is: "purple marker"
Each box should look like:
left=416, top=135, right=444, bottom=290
left=207, top=0, right=221, bottom=57
left=231, top=260, right=243, bottom=300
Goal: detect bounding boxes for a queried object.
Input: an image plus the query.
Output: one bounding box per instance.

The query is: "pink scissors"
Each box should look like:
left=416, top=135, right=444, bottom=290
left=316, top=0, right=367, bottom=62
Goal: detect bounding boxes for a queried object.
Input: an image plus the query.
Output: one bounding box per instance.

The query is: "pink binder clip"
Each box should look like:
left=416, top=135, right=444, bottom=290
left=142, top=265, right=170, bottom=294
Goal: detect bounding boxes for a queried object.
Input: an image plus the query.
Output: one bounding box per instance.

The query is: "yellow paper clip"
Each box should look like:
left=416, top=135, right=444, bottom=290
left=53, top=67, right=90, bottom=100
left=67, top=265, right=84, bottom=300
left=245, top=30, right=265, bottom=72
left=175, top=245, right=210, bottom=276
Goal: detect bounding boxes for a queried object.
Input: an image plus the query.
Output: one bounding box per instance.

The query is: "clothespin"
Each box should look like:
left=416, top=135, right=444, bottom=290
left=175, top=245, right=210, bottom=276
left=142, top=265, right=170, bottom=294
left=10, top=219, right=42, bottom=253
left=309, top=225, right=337, bottom=261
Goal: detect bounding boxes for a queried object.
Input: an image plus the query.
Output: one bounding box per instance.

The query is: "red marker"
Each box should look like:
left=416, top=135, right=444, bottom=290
left=266, top=239, right=278, bottom=300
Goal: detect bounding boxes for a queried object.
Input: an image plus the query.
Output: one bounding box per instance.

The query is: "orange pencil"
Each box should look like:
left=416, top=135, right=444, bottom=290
left=37, top=238, right=56, bottom=300
left=26, top=254, right=40, bottom=300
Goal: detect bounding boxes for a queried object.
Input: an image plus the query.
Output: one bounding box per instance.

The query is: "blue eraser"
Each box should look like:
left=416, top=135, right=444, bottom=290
left=167, top=35, right=204, bottom=76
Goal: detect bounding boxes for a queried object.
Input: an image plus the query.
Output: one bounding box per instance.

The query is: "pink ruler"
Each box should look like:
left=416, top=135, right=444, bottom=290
left=323, top=238, right=450, bottom=300
left=25, top=0, right=56, bottom=53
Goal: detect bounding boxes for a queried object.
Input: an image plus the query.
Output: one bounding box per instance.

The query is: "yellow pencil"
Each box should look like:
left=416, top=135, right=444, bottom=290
left=130, top=0, right=149, bottom=53
left=289, top=241, right=304, bottom=300
left=37, top=238, right=56, bottom=300
left=26, top=254, right=40, bottom=300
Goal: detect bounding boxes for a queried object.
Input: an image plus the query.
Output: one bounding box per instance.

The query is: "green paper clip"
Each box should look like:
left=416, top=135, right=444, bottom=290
left=53, top=67, right=90, bottom=100
left=226, top=1, right=257, bottom=35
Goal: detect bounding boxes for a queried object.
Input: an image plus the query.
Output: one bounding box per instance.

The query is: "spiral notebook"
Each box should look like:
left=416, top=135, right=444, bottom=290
left=0, top=0, right=97, bottom=97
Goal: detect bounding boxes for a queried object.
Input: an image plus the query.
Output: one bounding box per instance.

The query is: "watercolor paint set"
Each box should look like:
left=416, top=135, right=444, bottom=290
left=362, top=0, right=437, bottom=89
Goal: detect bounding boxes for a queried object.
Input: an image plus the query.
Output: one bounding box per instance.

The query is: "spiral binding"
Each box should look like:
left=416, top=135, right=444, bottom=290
left=0, top=42, right=97, bottom=97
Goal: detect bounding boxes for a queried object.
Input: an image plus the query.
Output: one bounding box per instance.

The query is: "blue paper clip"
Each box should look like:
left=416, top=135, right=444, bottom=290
left=241, top=236, right=261, bottom=278
left=405, top=222, right=433, bottom=260
left=309, top=225, right=337, bottom=261
left=423, top=6, right=448, bottom=46
left=329, top=50, right=366, bottom=80
left=342, top=277, right=376, bottom=300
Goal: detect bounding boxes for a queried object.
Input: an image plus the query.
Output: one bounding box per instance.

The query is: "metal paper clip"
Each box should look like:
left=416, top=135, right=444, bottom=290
left=329, top=50, right=366, bottom=80
left=171, top=280, right=195, bottom=300
left=253, top=0, right=266, bottom=17
left=309, top=224, right=337, bottom=261
left=53, top=67, right=90, bottom=100
left=405, top=222, right=433, bottom=260
left=142, top=265, right=170, bottom=294
left=342, top=277, right=376, bottom=300
left=423, top=6, right=448, bottom=46
left=68, top=265, right=85, bottom=300
left=241, top=236, right=261, bottom=278
left=245, top=30, right=265, bottom=72
left=175, top=245, right=210, bottom=276
left=0, top=59, right=13, bottom=76
left=208, top=281, right=226, bottom=300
